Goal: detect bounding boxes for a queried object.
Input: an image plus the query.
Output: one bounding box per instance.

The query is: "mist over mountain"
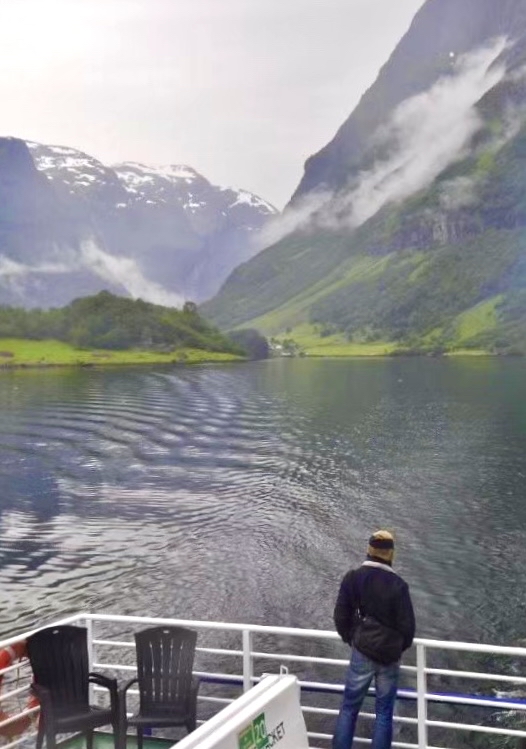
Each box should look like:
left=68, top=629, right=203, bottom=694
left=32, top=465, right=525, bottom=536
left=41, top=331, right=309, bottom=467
left=0, top=138, right=277, bottom=309
left=293, top=0, right=526, bottom=201
left=204, top=0, right=526, bottom=354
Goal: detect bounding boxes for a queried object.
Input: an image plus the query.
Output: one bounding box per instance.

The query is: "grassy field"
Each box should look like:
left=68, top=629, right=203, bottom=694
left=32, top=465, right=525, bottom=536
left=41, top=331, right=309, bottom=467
left=270, top=322, right=496, bottom=357
left=452, top=295, right=502, bottom=344
left=0, top=339, right=243, bottom=368
left=271, top=324, right=399, bottom=357
left=445, top=348, right=493, bottom=357
left=303, top=341, right=399, bottom=356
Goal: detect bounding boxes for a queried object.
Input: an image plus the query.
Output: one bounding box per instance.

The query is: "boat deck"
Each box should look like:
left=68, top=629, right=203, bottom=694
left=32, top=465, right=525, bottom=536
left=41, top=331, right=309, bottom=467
left=2, top=612, right=526, bottom=749
left=62, top=732, right=174, bottom=749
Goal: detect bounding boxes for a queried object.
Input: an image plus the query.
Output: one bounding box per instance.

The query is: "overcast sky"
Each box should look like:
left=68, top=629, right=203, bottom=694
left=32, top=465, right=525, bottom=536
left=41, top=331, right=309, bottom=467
left=0, top=0, right=425, bottom=208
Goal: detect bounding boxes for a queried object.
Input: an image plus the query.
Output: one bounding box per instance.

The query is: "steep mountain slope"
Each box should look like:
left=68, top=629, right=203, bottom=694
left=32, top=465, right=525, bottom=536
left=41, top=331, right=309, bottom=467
left=293, top=0, right=526, bottom=200
left=0, top=139, right=276, bottom=308
left=203, top=0, right=526, bottom=353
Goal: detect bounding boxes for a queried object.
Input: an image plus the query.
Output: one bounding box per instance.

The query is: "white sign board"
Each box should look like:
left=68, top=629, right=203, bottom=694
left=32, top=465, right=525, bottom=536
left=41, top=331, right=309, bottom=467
left=173, top=675, right=309, bottom=749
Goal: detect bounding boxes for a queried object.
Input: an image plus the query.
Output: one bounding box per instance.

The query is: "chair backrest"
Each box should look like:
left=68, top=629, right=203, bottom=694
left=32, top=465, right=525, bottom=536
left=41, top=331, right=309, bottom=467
left=135, top=626, right=197, bottom=712
left=26, top=625, right=90, bottom=709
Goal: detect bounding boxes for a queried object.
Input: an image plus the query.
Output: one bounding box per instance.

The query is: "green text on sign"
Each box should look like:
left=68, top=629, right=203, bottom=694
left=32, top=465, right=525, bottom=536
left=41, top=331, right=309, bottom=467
left=238, top=713, right=268, bottom=749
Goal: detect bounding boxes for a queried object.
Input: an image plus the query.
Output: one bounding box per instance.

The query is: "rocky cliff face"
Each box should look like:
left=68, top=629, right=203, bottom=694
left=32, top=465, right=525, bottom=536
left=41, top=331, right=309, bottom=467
left=0, top=138, right=72, bottom=261
left=204, top=0, right=526, bottom=352
left=0, top=139, right=277, bottom=308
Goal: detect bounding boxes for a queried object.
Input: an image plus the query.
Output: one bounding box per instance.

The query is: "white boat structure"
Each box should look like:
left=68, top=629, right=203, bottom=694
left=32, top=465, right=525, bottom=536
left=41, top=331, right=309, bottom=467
left=0, top=612, right=525, bottom=749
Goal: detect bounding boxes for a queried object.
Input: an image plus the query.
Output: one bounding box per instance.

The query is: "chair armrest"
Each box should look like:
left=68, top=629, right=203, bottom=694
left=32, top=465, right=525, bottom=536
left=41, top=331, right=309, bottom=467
left=89, top=672, right=118, bottom=711
left=118, top=677, right=139, bottom=712
left=89, top=672, right=118, bottom=692
left=120, top=677, right=138, bottom=695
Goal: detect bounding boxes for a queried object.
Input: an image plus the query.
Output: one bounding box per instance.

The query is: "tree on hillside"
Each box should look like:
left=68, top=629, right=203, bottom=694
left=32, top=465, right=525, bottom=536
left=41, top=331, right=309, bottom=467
left=0, top=291, right=241, bottom=355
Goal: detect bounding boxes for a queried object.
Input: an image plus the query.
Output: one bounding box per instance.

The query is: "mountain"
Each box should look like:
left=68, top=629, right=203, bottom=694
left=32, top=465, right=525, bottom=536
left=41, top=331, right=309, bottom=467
left=0, top=138, right=277, bottom=309
left=203, top=0, right=526, bottom=354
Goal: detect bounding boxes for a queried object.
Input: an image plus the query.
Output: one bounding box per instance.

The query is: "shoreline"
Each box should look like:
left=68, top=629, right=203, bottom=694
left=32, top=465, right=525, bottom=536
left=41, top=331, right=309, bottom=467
left=2, top=351, right=523, bottom=371
left=0, top=339, right=522, bottom=372
left=271, top=351, right=523, bottom=360
left=0, top=357, right=244, bottom=371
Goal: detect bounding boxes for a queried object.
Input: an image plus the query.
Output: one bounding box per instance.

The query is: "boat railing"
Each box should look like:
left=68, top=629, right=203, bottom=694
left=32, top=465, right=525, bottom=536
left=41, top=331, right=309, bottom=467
left=0, top=612, right=525, bottom=749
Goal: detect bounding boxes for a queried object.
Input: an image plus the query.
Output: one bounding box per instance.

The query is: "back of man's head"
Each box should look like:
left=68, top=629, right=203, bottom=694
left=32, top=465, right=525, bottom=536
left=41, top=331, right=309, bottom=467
left=367, top=530, right=395, bottom=563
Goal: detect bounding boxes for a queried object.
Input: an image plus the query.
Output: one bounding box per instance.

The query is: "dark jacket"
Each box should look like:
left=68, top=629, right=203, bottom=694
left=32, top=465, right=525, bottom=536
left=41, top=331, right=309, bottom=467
left=333, top=559, right=415, bottom=652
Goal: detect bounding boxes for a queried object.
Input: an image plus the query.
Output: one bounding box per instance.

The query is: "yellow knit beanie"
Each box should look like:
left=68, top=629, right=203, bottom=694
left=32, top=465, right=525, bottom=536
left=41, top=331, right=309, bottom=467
left=367, top=530, right=395, bottom=563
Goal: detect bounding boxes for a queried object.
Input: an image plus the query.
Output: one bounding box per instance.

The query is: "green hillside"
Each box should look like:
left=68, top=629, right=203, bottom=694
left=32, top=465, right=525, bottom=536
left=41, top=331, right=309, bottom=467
left=202, top=117, right=526, bottom=356
left=201, top=0, right=526, bottom=356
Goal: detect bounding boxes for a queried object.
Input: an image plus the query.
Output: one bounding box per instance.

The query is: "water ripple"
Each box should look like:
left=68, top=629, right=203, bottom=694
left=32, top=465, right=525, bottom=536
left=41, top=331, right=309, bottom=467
left=0, top=359, right=525, bottom=648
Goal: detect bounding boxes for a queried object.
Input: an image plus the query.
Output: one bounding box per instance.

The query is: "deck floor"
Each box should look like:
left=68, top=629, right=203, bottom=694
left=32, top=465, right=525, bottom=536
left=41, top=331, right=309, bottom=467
left=60, top=732, right=175, bottom=749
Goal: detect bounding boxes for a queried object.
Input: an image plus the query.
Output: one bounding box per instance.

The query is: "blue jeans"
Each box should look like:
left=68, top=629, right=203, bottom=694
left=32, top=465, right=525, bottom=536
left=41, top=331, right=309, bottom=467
left=332, top=648, right=400, bottom=749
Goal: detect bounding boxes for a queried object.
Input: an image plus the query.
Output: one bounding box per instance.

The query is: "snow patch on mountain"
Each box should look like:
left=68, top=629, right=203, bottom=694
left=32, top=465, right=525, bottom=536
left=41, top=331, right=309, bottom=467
left=9, top=138, right=279, bottom=305
left=27, top=141, right=126, bottom=201
left=115, top=161, right=202, bottom=184
left=228, top=188, right=276, bottom=214
left=27, top=141, right=108, bottom=181
left=113, top=161, right=207, bottom=195
left=27, top=142, right=277, bottom=220
left=112, top=161, right=213, bottom=215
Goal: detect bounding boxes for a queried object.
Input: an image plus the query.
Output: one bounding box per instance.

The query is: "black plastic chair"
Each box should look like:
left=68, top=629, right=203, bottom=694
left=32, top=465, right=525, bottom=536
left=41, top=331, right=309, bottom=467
left=26, top=625, right=120, bottom=749
left=120, top=626, right=199, bottom=748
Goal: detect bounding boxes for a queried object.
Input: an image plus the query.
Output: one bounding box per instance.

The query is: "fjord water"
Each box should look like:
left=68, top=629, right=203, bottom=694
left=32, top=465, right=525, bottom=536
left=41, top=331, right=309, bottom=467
left=1, top=358, right=525, bottom=647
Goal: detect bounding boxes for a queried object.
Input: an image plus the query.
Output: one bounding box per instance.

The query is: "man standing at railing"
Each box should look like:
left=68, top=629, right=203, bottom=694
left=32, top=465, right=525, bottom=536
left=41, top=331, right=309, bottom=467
left=332, top=530, right=415, bottom=749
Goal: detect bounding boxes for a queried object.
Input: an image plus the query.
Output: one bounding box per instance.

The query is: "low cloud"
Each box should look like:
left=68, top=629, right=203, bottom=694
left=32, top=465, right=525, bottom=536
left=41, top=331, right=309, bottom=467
left=317, top=37, right=508, bottom=230
left=0, top=256, right=69, bottom=277
left=80, top=240, right=185, bottom=308
left=255, top=189, right=332, bottom=248
left=0, top=255, right=70, bottom=299
left=508, top=63, right=526, bottom=84
left=0, top=256, right=29, bottom=279
left=438, top=176, right=478, bottom=211
left=0, top=254, right=72, bottom=302
left=0, top=242, right=185, bottom=309
left=437, top=107, right=522, bottom=213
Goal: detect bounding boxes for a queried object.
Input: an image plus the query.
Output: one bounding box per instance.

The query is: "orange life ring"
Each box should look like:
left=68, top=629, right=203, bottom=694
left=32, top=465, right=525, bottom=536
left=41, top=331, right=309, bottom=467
left=0, top=642, right=39, bottom=740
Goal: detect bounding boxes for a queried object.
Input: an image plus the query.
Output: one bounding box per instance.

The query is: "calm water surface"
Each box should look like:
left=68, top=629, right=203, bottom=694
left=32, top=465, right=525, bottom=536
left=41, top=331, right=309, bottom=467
left=1, top=358, right=525, bottom=646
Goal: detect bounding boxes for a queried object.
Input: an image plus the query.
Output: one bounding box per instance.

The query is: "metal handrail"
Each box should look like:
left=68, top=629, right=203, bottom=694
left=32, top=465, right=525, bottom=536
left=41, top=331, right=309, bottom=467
left=0, top=612, right=525, bottom=749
